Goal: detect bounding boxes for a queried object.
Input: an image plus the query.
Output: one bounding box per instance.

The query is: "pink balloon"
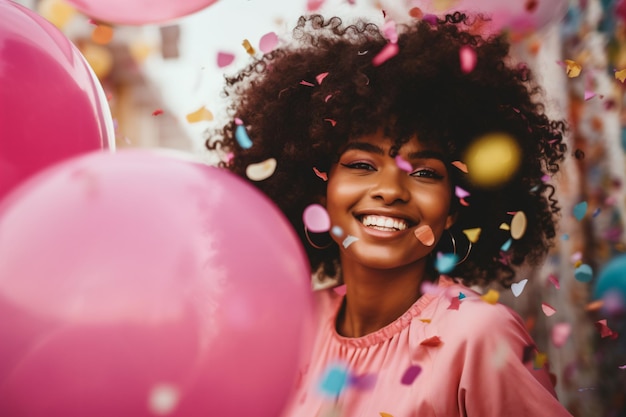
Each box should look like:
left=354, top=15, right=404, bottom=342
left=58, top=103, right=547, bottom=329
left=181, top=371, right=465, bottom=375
left=65, top=0, right=219, bottom=25
left=0, top=149, right=313, bottom=417
left=0, top=0, right=114, bottom=202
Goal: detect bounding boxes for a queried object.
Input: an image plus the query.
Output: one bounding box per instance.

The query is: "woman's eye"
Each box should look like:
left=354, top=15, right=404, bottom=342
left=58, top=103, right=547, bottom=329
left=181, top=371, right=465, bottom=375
left=410, top=169, right=444, bottom=179
left=341, top=162, right=376, bottom=171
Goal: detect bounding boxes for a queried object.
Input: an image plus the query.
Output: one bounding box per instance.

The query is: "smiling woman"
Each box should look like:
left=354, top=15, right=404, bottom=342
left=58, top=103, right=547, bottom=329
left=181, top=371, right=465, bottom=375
left=207, top=12, right=572, bottom=417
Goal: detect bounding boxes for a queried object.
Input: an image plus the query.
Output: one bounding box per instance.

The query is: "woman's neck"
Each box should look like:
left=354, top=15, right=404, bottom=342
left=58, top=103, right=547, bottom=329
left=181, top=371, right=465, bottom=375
left=336, top=258, right=430, bottom=338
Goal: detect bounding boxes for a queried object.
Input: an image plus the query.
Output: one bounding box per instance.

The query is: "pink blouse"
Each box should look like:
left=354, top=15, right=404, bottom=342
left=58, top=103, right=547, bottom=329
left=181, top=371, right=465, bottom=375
left=281, top=276, right=573, bottom=417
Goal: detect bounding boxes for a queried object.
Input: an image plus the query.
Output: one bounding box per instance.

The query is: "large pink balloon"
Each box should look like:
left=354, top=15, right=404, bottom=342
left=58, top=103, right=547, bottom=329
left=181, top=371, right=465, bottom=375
left=0, top=0, right=114, bottom=202
left=0, top=149, right=313, bottom=417
left=65, top=0, right=219, bottom=25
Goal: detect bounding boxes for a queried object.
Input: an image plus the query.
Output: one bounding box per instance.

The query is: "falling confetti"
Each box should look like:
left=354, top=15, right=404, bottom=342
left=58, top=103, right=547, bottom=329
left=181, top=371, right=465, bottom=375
left=414, top=225, right=435, bottom=246
left=343, top=235, right=358, bottom=248
left=420, top=336, right=442, bottom=347
left=436, top=252, right=458, bottom=274
left=307, top=0, right=325, bottom=11
left=318, top=364, right=348, bottom=397
left=259, top=31, right=278, bottom=53
left=510, top=211, right=527, bottom=240
left=464, top=133, right=521, bottom=187
left=548, top=274, right=560, bottom=289
left=500, top=238, right=512, bottom=251
left=463, top=228, right=481, bottom=243
left=573, top=201, right=588, bottom=220
left=313, top=167, right=328, bottom=181
left=533, top=352, right=548, bottom=369
left=499, top=223, right=510, bottom=230
left=419, top=318, right=432, bottom=323
left=372, top=43, right=399, bottom=67
left=400, top=365, right=422, bottom=385
left=303, top=204, right=331, bottom=233
left=584, top=91, right=596, bottom=101
left=331, top=225, right=343, bottom=237
left=185, top=106, right=213, bottom=123
left=541, top=302, right=557, bottom=317
left=242, top=39, right=255, bottom=55
left=152, top=109, right=163, bottom=116
left=459, top=46, right=477, bottom=73
left=324, top=118, right=337, bottom=126
left=235, top=124, right=253, bottom=149
left=380, top=413, right=395, bottom=417
left=448, top=296, right=461, bottom=310
left=245, top=158, right=277, bottom=181
left=316, top=72, right=329, bottom=84
left=349, top=373, right=377, bottom=390
left=511, top=279, right=528, bottom=297
left=574, top=264, right=593, bottom=283
left=481, top=289, right=499, bottom=304
left=382, top=20, right=398, bottom=43
left=551, top=322, right=572, bottom=347
left=395, top=155, right=412, bottom=172
left=615, top=69, right=626, bottom=82
left=564, top=59, right=582, bottom=78
left=92, top=23, right=114, bottom=45
left=217, top=51, right=235, bottom=68
left=300, top=80, right=315, bottom=87
left=595, top=319, right=618, bottom=339
left=455, top=186, right=470, bottom=199
left=451, top=160, right=468, bottom=173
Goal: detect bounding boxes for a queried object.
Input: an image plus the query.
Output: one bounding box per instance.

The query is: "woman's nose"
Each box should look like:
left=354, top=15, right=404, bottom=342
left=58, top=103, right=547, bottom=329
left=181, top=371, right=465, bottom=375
left=369, top=167, right=410, bottom=204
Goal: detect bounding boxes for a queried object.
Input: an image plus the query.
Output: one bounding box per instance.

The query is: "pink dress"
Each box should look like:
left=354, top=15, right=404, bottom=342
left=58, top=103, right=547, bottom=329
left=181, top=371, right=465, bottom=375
left=281, top=275, right=573, bottom=417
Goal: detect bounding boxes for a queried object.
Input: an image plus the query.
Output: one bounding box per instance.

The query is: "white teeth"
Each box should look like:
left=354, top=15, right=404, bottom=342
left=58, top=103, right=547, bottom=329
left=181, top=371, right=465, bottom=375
left=360, top=215, right=408, bottom=231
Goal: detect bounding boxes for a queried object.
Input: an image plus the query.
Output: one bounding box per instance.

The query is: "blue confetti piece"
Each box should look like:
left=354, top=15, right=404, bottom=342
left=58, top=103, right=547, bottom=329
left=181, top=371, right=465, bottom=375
left=331, top=225, right=344, bottom=237
left=500, top=238, right=512, bottom=251
left=435, top=252, right=458, bottom=274
left=592, top=208, right=601, bottom=218
left=319, top=364, right=349, bottom=397
left=235, top=124, right=253, bottom=149
left=574, top=264, right=593, bottom=283
left=459, top=292, right=466, bottom=300
left=400, top=365, right=422, bottom=385
left=561, top=234, right=569, bottom=241
left=573, top=201, right=588, bottom=221
left=530, top=185, right=540, bottom=192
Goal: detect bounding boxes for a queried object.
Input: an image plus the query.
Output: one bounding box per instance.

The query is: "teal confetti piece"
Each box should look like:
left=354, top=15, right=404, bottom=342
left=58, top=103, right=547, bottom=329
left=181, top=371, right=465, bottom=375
left=235, top=124, right=253, bottom=149
left=435, top=253, right=458, bottom=274
left=561, top=234, right=569, bottom=241
left=573, top=201, right=588, bottom=221
left=459, top=292, right=466, bottom=300
left=319, top=364, right=349, bottom=397
left=500, top=238, right=512, bottom=251
left=574, top=264, right=593, bottom=283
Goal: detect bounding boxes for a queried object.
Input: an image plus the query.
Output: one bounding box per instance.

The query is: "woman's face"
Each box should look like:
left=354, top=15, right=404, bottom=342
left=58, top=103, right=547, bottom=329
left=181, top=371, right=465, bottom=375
left=326, top=130, right=455, bottom=271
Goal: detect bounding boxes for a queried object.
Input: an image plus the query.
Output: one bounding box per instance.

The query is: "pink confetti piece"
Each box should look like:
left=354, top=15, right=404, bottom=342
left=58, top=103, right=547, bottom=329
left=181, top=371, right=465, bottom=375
left=303, top=204, right=331, bottom=232
left=372, top=43, right=399, bottom=67
left=420, top=336, right=442, bottom=347
left=420, top=281, right=442, bottom=296
left=548, top=274, right=560, bottom=289
left=459, top=198, right=469, bottom=207
left=313, top=167, right=328, bottom=181
left=541, top=302, right=556, bottom=317
left=459, top=46, right=477, bottom=74
left=234, top=117, right=243, bottom=125
left=324, top=94, right=333, bottom=102
left=395, top=155, right=412, bottom=172
left=400, top=365, right=422, bottom=385
left=307, top=0, right=324, bottom=11
left=584, top=91, right=596, bottom=101
left=259, top=32, right=278, bottom=53
left=152, top=109, right=163, bottom=116
left=316, top=72, right=329, bottom=84
left=300, top=80, right=315, bottom=87
left=551, top=322, right=571, bottom=347
left=217, top=51, right=235, bottom=68
left=334, top=284, right=346, bottom=296
left=382, top=20, right=398, bottom=43
left=455, top=186, right=470, bottom=199
left=594, top=319, right=618, bottom=339
left=447, top=297, right=461, bottom=310
left=619, top=365, right=626, bottom=370
left=414, top=225, right=435, bottom=246
left=324, top=118, right=337, bottom=127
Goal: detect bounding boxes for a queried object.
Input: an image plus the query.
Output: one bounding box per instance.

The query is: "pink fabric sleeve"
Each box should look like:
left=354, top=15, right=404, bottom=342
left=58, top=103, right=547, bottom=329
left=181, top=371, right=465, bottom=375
left=457, top=300, right=572, bottom=417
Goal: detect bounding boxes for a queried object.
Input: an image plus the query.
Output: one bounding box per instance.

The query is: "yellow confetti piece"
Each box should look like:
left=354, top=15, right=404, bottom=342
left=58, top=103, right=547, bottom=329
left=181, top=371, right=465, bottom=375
left=481, top=289, right=500, bottom=304
left=185, top=106, right=214, bottom=123
left=615, top=69, right=626, bottom=83
left=432, top=0, right=460, bottom=11
left=245, top=158, right=277, bottom=181
left=129, top=41, right=154, bottom=63
left=242, top=39, right=256, bottom=55
left=533, top=352, right=548, bottom=369
left=419, top=318, right=431, bottom=323
left=92, top=24, right=114, bottom=45
left=499, top=222, right=510, bottom=231
left=573, top=260, right=582, bottom=268
left=37, top=0, right=77, bottom=29
left=464, top=133, right=521, bottom=187
left=380, top=413, right=394, bottom=417
left=510, top=211, right=527, bottom=240
left=462, top=228, right=481, bottom=243
left=564, top=59, right=582, bottom=78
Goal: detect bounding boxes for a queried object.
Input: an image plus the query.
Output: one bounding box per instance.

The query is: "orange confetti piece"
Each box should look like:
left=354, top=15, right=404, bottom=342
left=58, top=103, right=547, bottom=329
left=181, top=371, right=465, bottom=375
left=541, top=302, right=556, bottom=317
left=419, top=318, right=431, bottom=323
left=420, top=336, right=442, bottom=347
left=564, top=59, right=582, bottom=78
left=585, top=299, right=604, bottom=312
left=380, top=413, right=394, bottom=417
left=499, top=223, right=510, bottom=230
left=615, top=69, right=626, bottom=83
left=152, top=109, right=164, bottom=116
left=185, top=106, right=213, bottom=123
left=242, top=39, right=255, bottom=55
left=451, top=160, right=468, bottom=173
left=324, top=118, right=336, bottom=126
left=481, top=289, right=499, bottom=304
left=408, top=7, right=423, bottom=18
left=462, top=228, right=481, bottom=243
left=313, top=167, right=328, bottom=181
left=92, top=23, right=114, bottom=45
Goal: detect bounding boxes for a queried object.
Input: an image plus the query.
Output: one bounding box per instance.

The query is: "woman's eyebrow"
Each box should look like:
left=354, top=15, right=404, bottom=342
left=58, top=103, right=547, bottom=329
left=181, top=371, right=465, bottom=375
left=341, top=142, right=385, bottom=155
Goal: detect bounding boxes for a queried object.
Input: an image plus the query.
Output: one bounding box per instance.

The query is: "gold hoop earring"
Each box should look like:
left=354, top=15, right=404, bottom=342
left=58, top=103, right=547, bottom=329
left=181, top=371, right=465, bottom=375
left=304, top=226, right=333, bottom=250
left=447, top=229, right=472, bottom=265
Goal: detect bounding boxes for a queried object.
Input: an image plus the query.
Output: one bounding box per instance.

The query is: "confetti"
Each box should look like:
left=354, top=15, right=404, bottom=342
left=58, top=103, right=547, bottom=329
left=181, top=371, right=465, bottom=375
left=382, top=20, right=398, bottom=43
left=414, top=225, right=435, bottom=246
left=547, top=274, right=560, bottom=289
left=400, top=365, right=422, bottom=385
left=259, top=31, right=278, bottom=53
left=342, top=235, right=358, bottom=248
left=419, top=318, right=432, bottom=323
left=619, top=365, right=626, bottom=370
left=245, top=158, right=277, bottom=181
left=615, top=69, right=626, bottom=82
left=395, top=155, right=412, bottom=172
left=499, top=223, right=510, bottom=230
left=152, top=109, right=163, bottom=116
left=421, top=281, right=443, bottom=295
left=584, top=299, right=603, bottom=312
left=380, top=413, right=394, bottom=417
left=300, top=80, right=315, bottom=87
left=511, top=279, right=528, bottom=297
left=595, top=319, right=618, bottom=339
left=217, top=51, right=235, bottom=68
left=481, top=289, right=499, bottom=304
left=316, top=72, right=329, bottom=84
left=92, top=23, right=114, bottom=45
left=242, top=39, right=255, bottom=55
left=462, top=228, right=481, bottom=243
left=500, top=238, right=512, bottom=251
left=313, top=167, right=328, bottom=181
left=533, top=352, right=548, bottom=369
left=409, top=7, right=423, bottom=18
left=303, top=204, right=331, bottom=233
left=464, top=133, right=521, bottom=187
left=584, top=91, right=596, bottom=101
left=459, top=292, right=466, bottom=300
left=459, top=46, right=477, bottom=73
left=510, top=211, right=527, bottom=240
left=349, top=373, right=377, bottom=390
left=318, top=364, right=348, bottom=397
left=573, top=201, right=587, bottom=220
left=574, top=264, right=593, bottom=283
left=436, top=252, right=458, bottom=274
left=551, top=322, right=571, bottom=347
left=331, top=225, right=343, bottom=237
left=235, top=124, right=253, bottom=149
left=185, top=106, right=213, bottom=123
left=564, top=59, right=582, bottom=78
left=541, top=302, right=556, bottom=317
left=307, top=0, right=325, bottom=11
left=592, top=208, right=601, bottom=218
left=451, top=160, right=468, bottom=173
left=420, top=336, right=442, bottom=347
left=448, top=296, right=461, bottom=310
left=455, top=186, right=470, bottom=199
left=372, top=43, right=399, bottom=67
left=324, top=118, right=337, bottom=126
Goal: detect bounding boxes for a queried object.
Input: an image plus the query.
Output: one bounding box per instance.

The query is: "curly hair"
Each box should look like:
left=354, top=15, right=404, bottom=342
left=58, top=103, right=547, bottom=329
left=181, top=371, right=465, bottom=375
left=207, top=13, right=567, bottom=288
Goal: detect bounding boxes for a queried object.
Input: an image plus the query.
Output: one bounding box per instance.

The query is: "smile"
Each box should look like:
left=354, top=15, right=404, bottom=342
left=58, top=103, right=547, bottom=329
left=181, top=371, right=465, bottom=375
left=359, top=215, right=409, bottom=231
